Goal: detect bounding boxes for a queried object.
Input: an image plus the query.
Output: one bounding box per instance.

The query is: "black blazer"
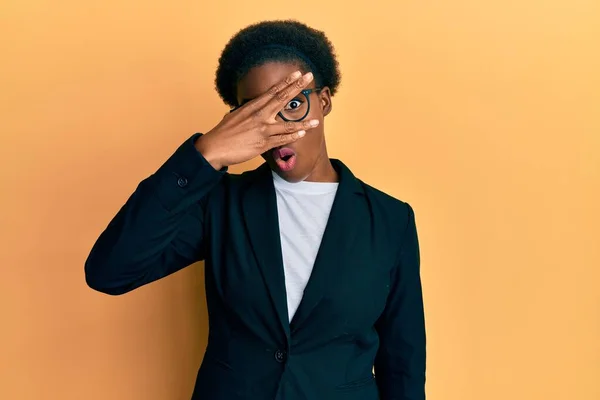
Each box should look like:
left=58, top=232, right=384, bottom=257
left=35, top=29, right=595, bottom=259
left=85, top=133, right=426, bottom=400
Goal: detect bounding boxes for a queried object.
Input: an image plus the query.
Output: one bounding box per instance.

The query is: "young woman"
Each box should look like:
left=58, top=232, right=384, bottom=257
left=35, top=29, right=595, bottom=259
left=85, top=20, right=426, bottom=400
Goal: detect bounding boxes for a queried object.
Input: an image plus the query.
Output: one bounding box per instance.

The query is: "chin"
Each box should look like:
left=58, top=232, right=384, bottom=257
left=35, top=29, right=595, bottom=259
left=273, top=168, right=307, bottom=183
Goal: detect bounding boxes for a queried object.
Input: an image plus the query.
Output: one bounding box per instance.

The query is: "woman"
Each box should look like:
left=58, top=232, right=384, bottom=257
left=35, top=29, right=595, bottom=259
left=85, top=20, right=426, bottom=400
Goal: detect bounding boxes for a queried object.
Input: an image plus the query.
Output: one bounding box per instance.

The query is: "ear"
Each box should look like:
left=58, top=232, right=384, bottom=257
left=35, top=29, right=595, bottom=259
left=319, top=87, right=332, bottom=116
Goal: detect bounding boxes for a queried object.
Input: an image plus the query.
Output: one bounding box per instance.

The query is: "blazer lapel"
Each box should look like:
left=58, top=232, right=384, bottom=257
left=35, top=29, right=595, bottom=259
left=242, top=164, right=291, bottom=338
left=290, top=160, right=366, bottom=333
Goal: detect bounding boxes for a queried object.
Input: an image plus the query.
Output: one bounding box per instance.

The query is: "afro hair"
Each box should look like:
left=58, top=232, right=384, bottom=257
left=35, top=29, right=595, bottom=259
left=215, top=20, right=341, bottom=107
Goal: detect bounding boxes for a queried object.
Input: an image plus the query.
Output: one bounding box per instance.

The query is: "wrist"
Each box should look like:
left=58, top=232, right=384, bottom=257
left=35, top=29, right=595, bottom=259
left=195, top=134, right=224, bottom=171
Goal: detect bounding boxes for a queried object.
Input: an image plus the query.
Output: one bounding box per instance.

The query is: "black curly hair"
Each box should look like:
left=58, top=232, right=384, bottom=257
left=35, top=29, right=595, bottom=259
left=215, top=20, right=341, bottom=108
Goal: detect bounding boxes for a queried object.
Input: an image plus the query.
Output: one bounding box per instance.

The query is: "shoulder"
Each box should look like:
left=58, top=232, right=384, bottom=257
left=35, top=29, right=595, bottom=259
left=358, top=179, right=415, bottom=224
left=334, top=158, right=417, bottom=241
left=357, top=180, right=420, bottom=275
left=224, top=163, right=269, bottom=187
left=355, top=178, right=418, bottom=261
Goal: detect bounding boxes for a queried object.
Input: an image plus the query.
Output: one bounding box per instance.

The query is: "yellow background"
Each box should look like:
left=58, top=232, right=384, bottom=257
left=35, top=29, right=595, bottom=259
left=1, top=0, right=599, bottom=399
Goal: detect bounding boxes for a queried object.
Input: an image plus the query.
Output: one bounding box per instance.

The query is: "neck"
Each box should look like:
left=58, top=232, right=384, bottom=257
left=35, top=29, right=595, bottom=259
left=303, top=150, right=338, bottom=183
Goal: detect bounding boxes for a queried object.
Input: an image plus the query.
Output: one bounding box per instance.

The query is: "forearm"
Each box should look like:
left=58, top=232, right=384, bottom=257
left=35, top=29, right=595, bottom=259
left=84, top=133, right=225, bottom=295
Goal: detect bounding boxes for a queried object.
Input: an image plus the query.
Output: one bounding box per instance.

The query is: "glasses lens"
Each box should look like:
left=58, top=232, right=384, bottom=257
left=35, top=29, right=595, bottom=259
left=280, top=92, right=310, bottom=122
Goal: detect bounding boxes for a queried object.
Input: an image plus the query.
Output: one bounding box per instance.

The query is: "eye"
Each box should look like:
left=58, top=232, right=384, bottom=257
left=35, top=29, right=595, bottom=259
left=284, top=98, right=304, bottom=111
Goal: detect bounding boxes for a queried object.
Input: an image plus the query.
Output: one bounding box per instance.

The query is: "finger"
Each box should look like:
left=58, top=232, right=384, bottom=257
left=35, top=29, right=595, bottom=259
left=262, top=71, right=314, bottom=116
left=241, top=70, right=304, bottom=116
left=266, top=130, right=307, bottom=149
left=264, top=118, right=320, bottom=137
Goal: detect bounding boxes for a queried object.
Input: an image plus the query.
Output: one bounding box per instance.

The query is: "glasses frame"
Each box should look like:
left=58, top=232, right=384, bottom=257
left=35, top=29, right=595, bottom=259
left=230, top=87, right=323, bottom=122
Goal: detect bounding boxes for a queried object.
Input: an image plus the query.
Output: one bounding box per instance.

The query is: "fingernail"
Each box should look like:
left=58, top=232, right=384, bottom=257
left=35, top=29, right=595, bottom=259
left=309, top=119, right=319, bottom=127
left=298, top=130, right=306, bottom=137
left=292, top=71, right=302, bottom=78
left=305, top=72, right=314, bottom=81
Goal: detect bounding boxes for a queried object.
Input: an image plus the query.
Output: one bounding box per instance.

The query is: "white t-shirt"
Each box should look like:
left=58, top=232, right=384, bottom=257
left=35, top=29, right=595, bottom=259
left=272, top=171, right=339, bottom=321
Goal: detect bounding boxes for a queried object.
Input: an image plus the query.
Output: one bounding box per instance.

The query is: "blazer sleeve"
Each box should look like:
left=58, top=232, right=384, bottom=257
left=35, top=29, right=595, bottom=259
left=374, top=203, right=426, bottom=400
left=84, top=133, right=226, bottom=295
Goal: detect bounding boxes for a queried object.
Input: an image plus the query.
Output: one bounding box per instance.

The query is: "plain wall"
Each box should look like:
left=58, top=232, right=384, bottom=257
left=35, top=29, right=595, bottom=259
left=1, top=0, right=599, bottom=399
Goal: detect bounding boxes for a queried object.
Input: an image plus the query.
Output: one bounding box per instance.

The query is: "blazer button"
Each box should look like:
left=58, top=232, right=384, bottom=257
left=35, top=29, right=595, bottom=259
left=274, top=349, right=286, bottom=363
left=177, top=176, right=188, bottom=188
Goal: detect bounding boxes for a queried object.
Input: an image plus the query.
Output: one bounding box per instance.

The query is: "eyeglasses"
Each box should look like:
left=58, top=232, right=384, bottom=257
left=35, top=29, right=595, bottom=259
left=230, top=88, right=323, bottom=122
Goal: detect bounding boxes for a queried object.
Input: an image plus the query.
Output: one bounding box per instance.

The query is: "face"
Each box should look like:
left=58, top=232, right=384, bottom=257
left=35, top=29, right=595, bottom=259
left=236, top=62, right=332, bottom=182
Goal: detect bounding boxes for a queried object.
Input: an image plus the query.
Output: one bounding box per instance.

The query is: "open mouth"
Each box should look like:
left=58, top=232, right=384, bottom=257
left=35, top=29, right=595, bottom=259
left=272, top=147, right=297, bottom=172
